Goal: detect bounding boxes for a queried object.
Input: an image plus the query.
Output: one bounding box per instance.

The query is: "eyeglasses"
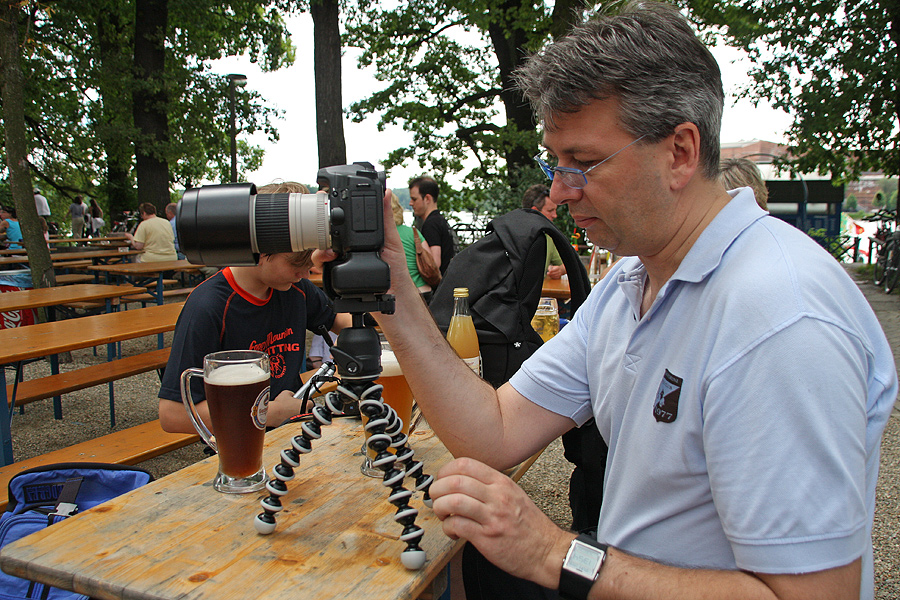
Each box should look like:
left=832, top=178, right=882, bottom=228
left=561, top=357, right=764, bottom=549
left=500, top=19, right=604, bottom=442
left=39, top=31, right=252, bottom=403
left=534, top=134, right=648, bottom=189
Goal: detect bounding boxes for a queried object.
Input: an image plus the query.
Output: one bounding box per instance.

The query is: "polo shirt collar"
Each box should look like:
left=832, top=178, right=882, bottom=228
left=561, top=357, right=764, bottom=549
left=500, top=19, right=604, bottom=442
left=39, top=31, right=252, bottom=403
left=673, top=187, right=767, bottom=284
left=614, top=187, right=765, bottom=314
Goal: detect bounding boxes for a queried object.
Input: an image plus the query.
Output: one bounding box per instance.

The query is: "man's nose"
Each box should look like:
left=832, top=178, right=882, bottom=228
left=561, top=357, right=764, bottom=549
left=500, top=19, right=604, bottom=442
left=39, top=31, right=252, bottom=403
left=549, top=176, right=579, bottom=206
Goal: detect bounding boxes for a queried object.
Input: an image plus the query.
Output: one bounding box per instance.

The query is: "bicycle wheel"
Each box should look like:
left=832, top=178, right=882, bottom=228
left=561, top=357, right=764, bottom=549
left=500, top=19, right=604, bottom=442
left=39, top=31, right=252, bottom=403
left=873, top=243, right=887, bottom=285
left=884, top=242, right=900, bottom=293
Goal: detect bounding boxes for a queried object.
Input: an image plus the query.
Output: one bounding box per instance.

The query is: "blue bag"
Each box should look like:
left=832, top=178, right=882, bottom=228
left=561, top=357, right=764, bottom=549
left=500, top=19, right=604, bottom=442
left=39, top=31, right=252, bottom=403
left=0, top=463, right=153, bottom=600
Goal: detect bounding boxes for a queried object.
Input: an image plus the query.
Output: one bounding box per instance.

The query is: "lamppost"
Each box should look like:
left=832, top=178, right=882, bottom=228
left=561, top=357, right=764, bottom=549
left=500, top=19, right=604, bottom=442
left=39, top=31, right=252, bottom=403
left=227, top=73, right=247, bottom=183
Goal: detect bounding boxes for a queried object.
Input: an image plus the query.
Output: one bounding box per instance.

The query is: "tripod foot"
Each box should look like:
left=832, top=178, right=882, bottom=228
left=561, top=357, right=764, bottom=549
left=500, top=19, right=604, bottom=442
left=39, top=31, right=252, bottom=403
left=400, top=547, right=427, bottom=570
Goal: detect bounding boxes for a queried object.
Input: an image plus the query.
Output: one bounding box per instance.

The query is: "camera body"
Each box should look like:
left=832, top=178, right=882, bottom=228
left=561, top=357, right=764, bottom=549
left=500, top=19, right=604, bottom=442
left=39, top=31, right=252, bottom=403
left=178, top=162, right=393, bottom=314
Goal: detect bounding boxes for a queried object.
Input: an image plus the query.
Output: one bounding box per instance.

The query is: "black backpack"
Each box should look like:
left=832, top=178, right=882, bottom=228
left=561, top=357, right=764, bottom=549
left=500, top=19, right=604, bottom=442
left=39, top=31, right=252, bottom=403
left=429, top=208, right=606, bottom=530
left=430, top=208, right=589, bottom=385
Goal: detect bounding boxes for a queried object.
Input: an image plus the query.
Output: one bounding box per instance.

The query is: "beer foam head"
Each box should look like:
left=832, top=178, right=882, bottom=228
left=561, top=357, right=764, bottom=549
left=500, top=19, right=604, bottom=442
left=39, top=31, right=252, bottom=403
left=206, top=363, right=269, bottom=386
left=380, top=350, right=402, bottom=378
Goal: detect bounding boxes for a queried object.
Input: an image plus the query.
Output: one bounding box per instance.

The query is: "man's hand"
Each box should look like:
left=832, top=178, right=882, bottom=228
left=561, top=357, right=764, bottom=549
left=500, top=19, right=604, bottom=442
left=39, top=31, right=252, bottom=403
left=547, top=265, right=565, bottom=280
left=429, top=457, right=574, bottom=589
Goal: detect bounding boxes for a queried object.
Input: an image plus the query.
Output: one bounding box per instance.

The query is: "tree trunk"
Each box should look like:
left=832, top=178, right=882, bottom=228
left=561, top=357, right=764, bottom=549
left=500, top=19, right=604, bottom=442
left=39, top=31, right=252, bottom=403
left=311, top=0, right=347, bottom=168
left=486, top=0, right=539, bottom=181
left=132, top=0, right=170, bottom=214
left=96, top=2, right=137, bottom=219
left=0, top=3, right=55, bottom=292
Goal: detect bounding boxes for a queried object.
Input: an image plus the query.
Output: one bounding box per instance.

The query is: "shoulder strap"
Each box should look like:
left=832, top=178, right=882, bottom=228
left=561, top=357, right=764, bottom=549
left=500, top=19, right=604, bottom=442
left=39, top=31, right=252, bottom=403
left=49, top=477, right=83, bottom=523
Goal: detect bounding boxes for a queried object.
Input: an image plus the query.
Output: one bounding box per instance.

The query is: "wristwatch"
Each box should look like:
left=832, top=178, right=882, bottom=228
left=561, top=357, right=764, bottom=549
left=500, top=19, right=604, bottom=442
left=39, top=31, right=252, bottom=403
left=559, top=534, right=608, bottom=600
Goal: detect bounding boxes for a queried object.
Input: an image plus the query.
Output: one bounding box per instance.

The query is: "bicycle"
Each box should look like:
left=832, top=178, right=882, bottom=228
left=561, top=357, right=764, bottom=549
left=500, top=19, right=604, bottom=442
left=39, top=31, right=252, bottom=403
left=866, top=209, right=900, bottom=293
left=110, top=210, right=139, bottom=235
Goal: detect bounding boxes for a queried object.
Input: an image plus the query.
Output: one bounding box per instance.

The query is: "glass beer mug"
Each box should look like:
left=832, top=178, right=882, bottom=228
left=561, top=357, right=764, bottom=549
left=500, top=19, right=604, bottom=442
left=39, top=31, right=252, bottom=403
left=361, top=339, right=416, bottom=477
left=181, top=350, right=271, bottom=493
left=531, top=297, right=560, bottom=343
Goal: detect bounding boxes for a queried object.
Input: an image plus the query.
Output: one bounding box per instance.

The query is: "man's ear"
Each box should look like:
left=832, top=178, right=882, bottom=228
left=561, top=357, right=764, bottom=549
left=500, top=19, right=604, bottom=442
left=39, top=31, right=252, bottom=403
left=669, top=122, right=701, bottom=191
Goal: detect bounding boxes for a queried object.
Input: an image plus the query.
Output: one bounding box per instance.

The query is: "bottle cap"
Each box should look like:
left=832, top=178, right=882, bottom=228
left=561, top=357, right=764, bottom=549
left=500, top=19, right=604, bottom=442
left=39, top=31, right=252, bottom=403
left=453, top=287, right=469, bottom=297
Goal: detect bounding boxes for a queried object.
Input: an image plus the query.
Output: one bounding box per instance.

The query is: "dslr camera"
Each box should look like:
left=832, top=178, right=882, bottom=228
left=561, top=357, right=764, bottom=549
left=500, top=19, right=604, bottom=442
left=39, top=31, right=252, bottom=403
left=178, top=162, right=393, bottom=314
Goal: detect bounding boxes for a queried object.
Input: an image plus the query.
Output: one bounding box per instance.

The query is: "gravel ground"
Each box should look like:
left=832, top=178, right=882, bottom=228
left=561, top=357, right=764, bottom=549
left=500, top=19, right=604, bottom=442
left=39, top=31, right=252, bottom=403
left=6, top=267, right=900, bottom=595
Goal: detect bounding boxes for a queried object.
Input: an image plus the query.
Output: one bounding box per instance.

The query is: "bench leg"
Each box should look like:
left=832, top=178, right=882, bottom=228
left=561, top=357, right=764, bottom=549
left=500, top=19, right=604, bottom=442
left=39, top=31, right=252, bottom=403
left=106, top=341, right=117, bottom=428
left=1, top=368, right=14, bottom=465
left=108, top=380, right=116, bottom=428
left=51, top=354, right=63, bottom=420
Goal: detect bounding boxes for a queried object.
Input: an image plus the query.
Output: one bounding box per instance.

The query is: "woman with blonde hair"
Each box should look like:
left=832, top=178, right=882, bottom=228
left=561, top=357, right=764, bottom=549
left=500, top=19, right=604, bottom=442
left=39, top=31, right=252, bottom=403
left=720, top=157, right=769, bottom=210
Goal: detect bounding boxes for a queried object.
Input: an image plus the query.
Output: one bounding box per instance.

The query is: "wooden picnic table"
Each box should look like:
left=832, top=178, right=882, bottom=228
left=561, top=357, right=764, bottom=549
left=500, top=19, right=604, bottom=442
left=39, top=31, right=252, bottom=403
left=0, top=417, right=463, bottom=600
left=0, top=283, right=145, bottom=317
left=48, top=236, right=129, bottom=245
left=88, top=259, right=203, bottom=305
left=541, top=276, right=571, bottom=300
left=0, top=248, right=142, bottom=267
left=0, top=302, right=184, bottom=465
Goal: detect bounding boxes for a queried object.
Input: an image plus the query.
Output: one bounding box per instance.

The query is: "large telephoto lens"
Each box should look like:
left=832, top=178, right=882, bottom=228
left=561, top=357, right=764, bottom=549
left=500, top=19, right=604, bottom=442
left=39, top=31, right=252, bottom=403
left=178, top=183, right=330, bottom=266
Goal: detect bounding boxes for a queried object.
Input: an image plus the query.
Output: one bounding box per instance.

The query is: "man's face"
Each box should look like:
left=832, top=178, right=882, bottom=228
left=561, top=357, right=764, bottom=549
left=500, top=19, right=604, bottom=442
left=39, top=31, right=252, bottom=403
left=409, top=186, right=427, bottom=218
left=542, top=98, right=673, bottom=257
left=259, top=253, right=312, bottom=291
left=538, top=199, right=557, bottom=221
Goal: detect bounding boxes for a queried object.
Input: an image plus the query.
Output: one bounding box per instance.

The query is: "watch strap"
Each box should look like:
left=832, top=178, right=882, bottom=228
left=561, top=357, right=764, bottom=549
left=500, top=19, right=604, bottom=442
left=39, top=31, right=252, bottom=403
left=559, top=534, right=607, bottom=600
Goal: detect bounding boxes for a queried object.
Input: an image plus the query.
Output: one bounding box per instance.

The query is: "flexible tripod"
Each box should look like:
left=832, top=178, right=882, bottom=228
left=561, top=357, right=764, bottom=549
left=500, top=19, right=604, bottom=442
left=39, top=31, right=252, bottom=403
left=252, top=313, right=434, bottom=570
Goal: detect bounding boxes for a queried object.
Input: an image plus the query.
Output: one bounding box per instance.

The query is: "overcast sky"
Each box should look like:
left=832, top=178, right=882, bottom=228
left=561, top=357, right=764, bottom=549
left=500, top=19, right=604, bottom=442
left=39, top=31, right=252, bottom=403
left=210, top=13, right=794, bottom=190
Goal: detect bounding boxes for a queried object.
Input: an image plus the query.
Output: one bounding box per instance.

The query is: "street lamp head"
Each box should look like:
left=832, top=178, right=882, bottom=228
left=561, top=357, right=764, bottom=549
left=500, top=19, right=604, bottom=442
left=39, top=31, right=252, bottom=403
left=227, top=73, right=247, bottom=87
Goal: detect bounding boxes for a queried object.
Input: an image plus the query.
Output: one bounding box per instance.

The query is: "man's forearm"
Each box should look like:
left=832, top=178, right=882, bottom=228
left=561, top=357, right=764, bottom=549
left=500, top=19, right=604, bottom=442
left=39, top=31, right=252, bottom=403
left=586, top=551, right=859, bottom=600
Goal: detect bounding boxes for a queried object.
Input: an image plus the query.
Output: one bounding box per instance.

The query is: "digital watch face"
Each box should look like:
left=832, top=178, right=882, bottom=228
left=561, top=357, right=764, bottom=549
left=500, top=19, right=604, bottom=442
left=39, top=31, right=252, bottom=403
left=565, top=540, right=605, bottom=576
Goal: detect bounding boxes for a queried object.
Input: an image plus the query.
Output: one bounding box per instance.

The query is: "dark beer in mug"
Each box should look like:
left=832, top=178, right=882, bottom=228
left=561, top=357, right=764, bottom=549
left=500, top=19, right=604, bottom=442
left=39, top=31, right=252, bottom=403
left=205, top=363, right=269, bottom=478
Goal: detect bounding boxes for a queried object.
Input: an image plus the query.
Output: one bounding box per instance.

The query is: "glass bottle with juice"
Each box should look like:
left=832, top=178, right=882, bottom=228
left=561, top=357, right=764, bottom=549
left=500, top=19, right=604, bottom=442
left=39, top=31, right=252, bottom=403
left=446, top=287, right=482, bottom=376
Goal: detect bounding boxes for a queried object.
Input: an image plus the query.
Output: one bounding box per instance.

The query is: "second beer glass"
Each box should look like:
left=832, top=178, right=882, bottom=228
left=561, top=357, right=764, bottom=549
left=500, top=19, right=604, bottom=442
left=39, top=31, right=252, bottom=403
left=361, top=341, right=416, bottom=477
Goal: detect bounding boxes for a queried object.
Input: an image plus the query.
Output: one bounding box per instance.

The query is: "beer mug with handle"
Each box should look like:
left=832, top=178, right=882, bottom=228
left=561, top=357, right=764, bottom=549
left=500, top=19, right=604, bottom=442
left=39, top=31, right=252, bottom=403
left=181, top=350, right=271, bottom=493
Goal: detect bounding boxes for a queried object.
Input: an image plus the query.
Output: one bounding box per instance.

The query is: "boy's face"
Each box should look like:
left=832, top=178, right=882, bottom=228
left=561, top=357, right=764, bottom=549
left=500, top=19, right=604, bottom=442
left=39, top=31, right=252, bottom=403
left=258, top=252, right=312, bottom=291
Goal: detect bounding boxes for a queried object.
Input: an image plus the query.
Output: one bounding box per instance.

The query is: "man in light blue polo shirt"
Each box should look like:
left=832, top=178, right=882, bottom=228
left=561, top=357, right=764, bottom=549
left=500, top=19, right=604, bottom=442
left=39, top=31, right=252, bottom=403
left=372, top=3, right=895, bottom=599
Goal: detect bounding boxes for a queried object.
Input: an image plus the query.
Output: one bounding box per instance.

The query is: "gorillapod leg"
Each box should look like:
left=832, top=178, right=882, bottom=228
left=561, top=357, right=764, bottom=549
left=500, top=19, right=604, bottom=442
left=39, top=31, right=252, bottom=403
left=253, top=371, right=434, bottom=571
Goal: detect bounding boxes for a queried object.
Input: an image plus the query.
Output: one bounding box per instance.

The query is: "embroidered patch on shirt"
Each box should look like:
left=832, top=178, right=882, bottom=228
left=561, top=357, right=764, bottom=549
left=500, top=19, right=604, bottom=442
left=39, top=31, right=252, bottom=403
left=653, top=369, right=682, bottom=423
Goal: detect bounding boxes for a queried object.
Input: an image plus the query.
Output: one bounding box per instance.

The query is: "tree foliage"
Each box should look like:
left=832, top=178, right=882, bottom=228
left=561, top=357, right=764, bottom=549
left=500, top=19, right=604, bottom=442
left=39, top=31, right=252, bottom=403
left=343, top=0, right=590, bottom=218
left=0, top=0, right=296, bottom=220
left=684, top=0, right=899, bottom=182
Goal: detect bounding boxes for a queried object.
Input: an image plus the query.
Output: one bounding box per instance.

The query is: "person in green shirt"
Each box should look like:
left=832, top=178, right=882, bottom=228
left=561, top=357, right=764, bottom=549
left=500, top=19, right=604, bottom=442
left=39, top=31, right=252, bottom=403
left=392, top=191, right=435, bottom=302
left=522, top=184, right=566, bottom=279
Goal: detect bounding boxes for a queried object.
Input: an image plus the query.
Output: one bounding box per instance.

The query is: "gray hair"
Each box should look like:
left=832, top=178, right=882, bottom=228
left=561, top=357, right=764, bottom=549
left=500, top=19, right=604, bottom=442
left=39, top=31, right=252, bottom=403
left=513, top=1, right=724, bottom=178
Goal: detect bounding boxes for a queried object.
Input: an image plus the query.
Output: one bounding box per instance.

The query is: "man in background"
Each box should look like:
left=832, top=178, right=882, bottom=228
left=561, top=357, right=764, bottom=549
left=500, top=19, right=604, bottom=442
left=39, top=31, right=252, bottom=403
left=165, top=202, right=184, bottom=259
left=33, top=189, right=50, bottom=220
left=124, top=203, right=177, bottom=262
left=409, top=176, right=456, bottom=274
left=33, top=189, right=54, bottom=234
left=523, top=183, right=566, bottom=280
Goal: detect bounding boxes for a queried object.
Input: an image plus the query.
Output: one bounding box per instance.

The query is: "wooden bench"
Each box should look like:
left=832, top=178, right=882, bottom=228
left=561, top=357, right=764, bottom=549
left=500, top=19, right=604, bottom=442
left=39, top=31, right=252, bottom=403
left=54, top=259, right=93, bottom=270
left=121, top=286, right=196, bottom=306
left=6, top=348, right=172, bottom=427
left=54, top=274, right=94, bottom=285
left=0, top=419, right=200, bottom=512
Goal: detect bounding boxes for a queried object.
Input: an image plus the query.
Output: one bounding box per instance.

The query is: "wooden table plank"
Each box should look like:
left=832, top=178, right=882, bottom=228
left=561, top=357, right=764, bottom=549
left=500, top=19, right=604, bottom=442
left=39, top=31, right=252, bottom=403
left=0, top=301, right=183, bottom=364
left=0, top=284, right=145, bottom=313
left=0, top=249, right=142, bottom=266
left=87, top=259, right=201, bottom=277
left=541, top=276, right=571, bottom=300
left=0, top=418, right=462, bottom=600
left=0, top=302, right=184, bottom=465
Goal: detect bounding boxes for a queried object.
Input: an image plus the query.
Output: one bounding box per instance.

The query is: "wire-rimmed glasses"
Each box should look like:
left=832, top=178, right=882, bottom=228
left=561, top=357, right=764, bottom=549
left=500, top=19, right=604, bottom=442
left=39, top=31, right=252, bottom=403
left=534, top=134, right=648, bottom=189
